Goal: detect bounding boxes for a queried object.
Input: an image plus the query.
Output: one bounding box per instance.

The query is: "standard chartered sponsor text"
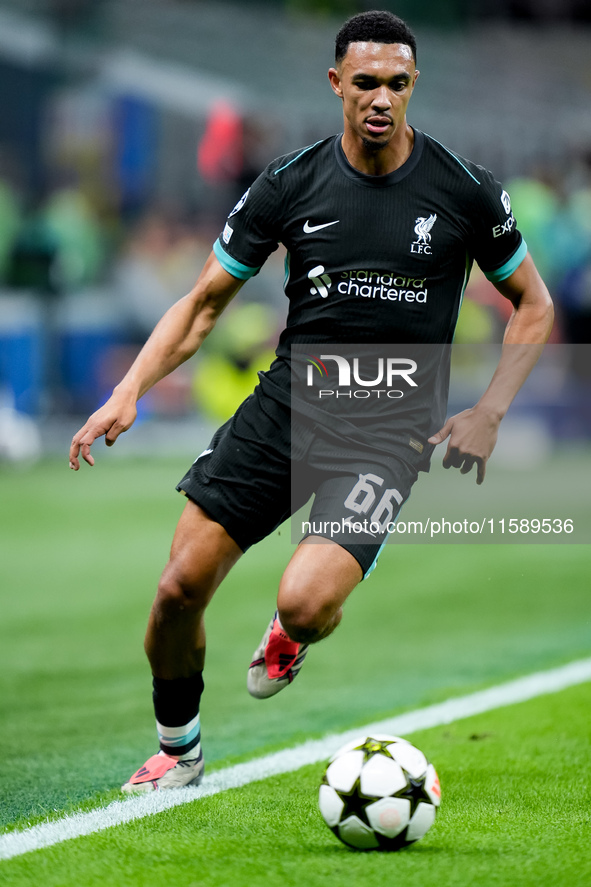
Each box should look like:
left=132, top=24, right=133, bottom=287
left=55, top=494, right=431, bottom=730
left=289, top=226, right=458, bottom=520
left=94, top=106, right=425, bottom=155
left=338, top=270, right=428, bottom=302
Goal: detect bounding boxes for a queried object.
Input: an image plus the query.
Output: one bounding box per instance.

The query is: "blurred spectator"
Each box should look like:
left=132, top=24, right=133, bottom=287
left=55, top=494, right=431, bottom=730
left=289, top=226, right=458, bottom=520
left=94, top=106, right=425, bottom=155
left=41, top=183, right=107, bottom=291
left=192, top=301, right=279, bottom=423
left=111, top=208, right=210, bottom=339
left=6, top=211, right=60, bottom=295
left=197, top=101, right=243, bottom=185
left=0, top=387, right=42, bottom=464
left=504, top=173, right=561, bottom=286
left=197, top=102, right=282, bottom=223
left=502, top=164, right=590, bottom=349
left=7, top=181, right=107, bottom=295
left=558, top=259, right=591, bottom=379
left=0, top=177, right=21, bottom=283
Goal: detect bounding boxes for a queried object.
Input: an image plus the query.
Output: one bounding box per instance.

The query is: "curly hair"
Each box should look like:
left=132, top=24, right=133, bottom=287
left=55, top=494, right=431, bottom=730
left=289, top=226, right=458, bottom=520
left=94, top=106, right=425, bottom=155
left=335, top=10, right=417, bottom=65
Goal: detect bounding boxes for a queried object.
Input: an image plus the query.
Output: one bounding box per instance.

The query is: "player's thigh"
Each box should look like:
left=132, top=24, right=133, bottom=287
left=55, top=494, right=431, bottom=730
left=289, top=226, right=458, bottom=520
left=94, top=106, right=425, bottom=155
left=278, top=535, right=363, bottom=626
left=160, top=499, right=243, bottom=608
left=304, top=456, right=418, bottom=578
left=177, top=391, right=313, bottom=551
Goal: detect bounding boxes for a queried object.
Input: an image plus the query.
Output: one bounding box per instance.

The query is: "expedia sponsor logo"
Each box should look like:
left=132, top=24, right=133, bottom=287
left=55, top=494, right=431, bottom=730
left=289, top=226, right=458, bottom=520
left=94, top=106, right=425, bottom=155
left=492, top=214, right=516, bottom=238
left=305, top=353, right=418, bottom=400
left=493, top=189, right=516, bottom=237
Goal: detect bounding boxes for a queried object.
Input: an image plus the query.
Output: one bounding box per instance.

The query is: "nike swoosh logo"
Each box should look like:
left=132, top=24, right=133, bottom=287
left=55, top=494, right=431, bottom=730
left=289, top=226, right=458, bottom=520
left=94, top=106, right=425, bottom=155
left=303, top=219, right=340, bottom=233
left=194, top=448, right=213, bottom=463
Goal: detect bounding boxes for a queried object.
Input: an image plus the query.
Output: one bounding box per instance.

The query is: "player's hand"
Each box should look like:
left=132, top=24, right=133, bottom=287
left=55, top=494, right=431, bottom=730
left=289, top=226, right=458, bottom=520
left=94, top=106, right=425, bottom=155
left=427, top=407, right=500, bottom=485
left=69, top=395, right=138, bottom=470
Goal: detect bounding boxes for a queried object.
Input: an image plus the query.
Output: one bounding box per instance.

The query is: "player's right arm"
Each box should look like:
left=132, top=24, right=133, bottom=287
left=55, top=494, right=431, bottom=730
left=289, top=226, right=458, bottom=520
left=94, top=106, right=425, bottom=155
left=69, top=252, right=244, bottom=470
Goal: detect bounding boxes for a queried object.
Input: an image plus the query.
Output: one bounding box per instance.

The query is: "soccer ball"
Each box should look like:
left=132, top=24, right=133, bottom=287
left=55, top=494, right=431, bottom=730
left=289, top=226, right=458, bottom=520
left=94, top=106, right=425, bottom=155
left=319, top=734, right=441, bottom=850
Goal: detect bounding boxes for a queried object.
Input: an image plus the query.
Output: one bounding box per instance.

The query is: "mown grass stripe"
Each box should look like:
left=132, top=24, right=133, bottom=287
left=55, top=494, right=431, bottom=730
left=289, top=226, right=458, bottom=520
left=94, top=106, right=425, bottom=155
left=2, top=656, right=590, bottom=862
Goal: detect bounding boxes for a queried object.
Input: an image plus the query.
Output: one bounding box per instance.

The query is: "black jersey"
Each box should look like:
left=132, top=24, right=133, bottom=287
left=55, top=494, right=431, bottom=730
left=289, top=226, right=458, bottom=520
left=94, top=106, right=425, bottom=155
left=213, top=130, right=526, bottom=468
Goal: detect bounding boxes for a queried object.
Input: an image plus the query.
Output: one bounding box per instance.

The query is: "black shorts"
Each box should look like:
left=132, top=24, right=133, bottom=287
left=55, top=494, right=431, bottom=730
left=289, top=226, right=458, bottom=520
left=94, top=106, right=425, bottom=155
left=177, top=386, right=418, bottom=577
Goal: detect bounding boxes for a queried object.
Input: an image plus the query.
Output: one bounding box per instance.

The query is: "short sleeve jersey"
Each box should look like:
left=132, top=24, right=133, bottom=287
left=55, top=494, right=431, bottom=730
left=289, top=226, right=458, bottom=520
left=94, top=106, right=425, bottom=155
left=213, top=130, right=526, bottom=466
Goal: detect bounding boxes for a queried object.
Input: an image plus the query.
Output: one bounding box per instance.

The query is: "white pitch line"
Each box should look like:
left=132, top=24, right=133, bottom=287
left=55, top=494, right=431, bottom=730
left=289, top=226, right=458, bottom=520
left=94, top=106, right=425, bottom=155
left=2, top=656, right=591, bottom=862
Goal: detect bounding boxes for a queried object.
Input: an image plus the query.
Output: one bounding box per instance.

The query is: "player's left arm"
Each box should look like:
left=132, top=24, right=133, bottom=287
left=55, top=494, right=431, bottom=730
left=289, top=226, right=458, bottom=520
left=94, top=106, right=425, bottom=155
left=428, top=252, right=554, bottom=484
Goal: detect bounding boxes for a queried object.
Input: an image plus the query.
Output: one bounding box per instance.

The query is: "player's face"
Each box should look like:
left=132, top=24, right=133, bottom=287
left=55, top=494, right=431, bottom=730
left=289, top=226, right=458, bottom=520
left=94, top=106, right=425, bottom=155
left=328, top=42, right=419, bottom=155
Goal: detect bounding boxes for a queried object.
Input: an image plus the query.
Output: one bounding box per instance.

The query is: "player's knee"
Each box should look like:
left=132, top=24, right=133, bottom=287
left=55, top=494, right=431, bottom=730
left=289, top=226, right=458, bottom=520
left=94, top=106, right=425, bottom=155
left=278, top=611, right=319, bottom=644
left=156, top=562, right=209, bottom=614
left=277, top=571, right=340, bottom=643
left=280, top=607, right=341, bottom=644
left=277, top=596, right=339, bottom=644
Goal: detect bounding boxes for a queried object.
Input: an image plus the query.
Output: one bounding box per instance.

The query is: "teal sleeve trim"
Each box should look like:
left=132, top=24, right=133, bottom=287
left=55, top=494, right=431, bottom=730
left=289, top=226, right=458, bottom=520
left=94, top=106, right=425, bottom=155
left=363, top=541, right=387, bottom=580
left=213, top=239, right=260, bottom=280
left=484, top=239, right=528, bottom=283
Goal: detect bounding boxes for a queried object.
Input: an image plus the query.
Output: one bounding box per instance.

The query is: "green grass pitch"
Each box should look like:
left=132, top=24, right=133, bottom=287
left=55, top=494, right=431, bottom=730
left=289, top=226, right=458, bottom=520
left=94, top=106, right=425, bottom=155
left=2, top=683, right=590, bottom=887
left=0, top=454, right=589, bottom=885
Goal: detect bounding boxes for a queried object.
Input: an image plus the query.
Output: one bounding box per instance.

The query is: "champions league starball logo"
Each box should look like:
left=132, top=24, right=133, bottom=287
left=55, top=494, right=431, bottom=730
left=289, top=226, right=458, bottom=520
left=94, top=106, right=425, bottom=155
left=228, top=188, right=250, bottom=217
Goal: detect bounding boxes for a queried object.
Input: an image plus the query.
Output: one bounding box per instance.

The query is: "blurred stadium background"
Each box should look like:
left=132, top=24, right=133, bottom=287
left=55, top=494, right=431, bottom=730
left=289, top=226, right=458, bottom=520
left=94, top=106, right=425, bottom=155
left=0, top=0, right=589, bottom=466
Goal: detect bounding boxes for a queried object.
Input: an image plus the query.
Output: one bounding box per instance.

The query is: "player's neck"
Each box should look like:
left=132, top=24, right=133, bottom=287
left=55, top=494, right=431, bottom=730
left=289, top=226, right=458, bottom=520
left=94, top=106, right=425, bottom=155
left=341, top=123, right=415, bottom=177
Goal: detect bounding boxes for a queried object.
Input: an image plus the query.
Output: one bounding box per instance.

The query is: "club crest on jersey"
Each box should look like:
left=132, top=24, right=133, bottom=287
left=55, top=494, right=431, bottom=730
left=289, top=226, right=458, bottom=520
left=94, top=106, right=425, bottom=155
left=411, top=214, right=437, bottom=255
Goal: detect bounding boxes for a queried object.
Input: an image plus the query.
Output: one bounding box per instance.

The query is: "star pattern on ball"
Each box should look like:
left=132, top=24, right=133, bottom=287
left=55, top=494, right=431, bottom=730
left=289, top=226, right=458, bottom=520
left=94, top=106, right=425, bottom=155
left=333, top=776, right=374, bottom=825
left=333, top=768, right=430, bottom=829
left=353, top=737, right=396, bottom=762
left=398, top=774, right=432, bottom=817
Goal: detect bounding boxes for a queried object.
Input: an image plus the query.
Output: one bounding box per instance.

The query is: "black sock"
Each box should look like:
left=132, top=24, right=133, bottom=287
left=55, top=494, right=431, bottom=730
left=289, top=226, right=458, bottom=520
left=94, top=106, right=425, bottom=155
left=152, top=672, right=204, bottom=757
